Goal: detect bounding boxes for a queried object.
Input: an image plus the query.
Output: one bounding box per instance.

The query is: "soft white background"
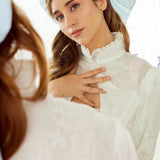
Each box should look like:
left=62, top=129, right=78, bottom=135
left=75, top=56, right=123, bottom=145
left=13, top=0, right=160, bottom=159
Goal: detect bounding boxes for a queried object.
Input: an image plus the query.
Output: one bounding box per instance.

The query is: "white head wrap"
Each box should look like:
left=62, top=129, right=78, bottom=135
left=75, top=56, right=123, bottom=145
left=39, top=0, right=57, bottom=23
left=111, top=0, right=136, bottom=22
left=0, top=0, right=12, bottom=43
left=39, top=0, right=136, bottom=23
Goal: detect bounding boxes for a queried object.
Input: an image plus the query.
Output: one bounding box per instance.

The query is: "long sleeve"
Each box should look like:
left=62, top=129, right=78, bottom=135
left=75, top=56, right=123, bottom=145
left=113, top=118, right=137, bottom=160
left=136, top=67, right=160, bottom=159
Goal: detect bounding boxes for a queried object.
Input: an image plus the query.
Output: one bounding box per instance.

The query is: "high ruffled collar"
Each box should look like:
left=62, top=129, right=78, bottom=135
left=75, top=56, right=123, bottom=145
left=81, top=32, right=128, bottom=64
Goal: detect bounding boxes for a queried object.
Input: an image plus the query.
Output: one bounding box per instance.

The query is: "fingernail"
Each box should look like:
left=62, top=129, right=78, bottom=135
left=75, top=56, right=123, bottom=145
left=106, top=76, right=111, bottom=80
left=91, top=103, right=95, bottom=107
left=101, top=67, right=106, bottom=71
left=100, top=88, right=106, bottom=93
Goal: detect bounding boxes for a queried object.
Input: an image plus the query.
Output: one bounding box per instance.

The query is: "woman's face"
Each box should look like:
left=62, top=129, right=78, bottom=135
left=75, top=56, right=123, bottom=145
left=51, top=0, right=106, bottom=46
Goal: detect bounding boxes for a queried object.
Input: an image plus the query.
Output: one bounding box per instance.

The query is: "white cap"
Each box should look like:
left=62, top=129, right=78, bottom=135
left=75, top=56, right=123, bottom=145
left=0, top=0, right=12, bottom=43
left=39, top=0, right=136, bottom=23
left=111, top=0, right=136, bottom=22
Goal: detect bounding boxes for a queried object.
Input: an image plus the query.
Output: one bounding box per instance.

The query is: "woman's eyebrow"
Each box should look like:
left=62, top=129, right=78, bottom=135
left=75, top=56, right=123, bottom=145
left=53, top=10, right=59, bottom=16
left=53, top=0, right=75, bottom=16
left=65, top=0, right=74, bottom=6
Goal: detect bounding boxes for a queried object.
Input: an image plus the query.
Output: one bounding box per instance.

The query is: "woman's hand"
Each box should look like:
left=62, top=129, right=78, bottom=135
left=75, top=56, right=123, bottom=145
left=48, top=67, right=111, bottom=106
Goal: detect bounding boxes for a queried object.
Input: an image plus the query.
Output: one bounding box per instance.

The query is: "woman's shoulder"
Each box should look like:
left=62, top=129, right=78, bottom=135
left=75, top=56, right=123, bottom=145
left=126, top=53, right=152, bottom=71
left=12, top=95, right=136, bottom=160
left=125, top=53, right=160, bottom=82
left=138, top=66, right=160, bottom=98
left=11, top=95, right=137, bottom=160
left=11, top=96, right=114, bottom=160
left=23, top=95, right=116, bottom=132
left=128, top=54, right=160, bottom=100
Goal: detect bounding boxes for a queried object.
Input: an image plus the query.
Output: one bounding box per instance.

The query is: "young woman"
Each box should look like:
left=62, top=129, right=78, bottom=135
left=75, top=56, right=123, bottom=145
left=42, top=0, right=160, bottom=159
left=0, top=0, right=137, bottom=160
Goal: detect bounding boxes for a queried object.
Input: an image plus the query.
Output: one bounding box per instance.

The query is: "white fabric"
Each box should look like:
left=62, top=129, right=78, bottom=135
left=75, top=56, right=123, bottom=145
left=74, top=32, right=160, bottom=160
left=153, top=132, right=160, bottom=160
left=111, top=0, right=136, bottom=22
left=7, top=57, right=137, bottom=160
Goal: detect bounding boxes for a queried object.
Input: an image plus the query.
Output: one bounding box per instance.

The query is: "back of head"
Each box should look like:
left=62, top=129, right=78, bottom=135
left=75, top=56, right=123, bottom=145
left=0, top=1, right=48, bottom=159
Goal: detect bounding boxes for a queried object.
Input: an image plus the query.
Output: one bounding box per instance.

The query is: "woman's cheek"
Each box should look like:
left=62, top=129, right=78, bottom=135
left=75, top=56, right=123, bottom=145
left=59, top=25, right=64, bottom=31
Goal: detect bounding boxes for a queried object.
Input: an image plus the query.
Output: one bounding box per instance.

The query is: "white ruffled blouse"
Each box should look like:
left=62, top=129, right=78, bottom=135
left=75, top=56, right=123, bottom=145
left=6, top=57, right=137, bottom=160
left=76, top=32, right=160, bottom=160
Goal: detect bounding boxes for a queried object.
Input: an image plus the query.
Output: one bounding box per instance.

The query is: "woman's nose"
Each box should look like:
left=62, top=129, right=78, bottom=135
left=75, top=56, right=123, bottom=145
left=65, top=14, right=77, bottom=27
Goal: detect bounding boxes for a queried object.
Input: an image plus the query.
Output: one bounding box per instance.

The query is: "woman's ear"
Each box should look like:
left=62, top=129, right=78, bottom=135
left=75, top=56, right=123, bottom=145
left=95, top=0, right=107, bottom=11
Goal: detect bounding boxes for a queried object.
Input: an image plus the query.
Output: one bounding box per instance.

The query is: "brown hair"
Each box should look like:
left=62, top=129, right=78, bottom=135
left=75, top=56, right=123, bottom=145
left=46, top=0, right=130, bottom=80
left=0, top=2, right=48, bottom=159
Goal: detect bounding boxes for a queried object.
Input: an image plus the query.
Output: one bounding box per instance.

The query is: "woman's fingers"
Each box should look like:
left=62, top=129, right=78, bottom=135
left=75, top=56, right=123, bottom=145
left=83, top=86, right=106, bottom=94
left=84, top=76, right=111, bottom=84
left=81, top=67, right=106, bottom=78
left=95, top=108, right=100, bottom=112
left=78, top=94, right=95, bottom=107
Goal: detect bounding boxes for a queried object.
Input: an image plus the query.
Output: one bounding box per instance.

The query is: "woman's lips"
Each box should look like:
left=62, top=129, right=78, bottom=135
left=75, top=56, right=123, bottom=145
left=71, top=28, right=84, bottom=37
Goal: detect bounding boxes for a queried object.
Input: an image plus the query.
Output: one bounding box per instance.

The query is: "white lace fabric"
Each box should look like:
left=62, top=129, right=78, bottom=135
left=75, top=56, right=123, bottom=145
left=77, top=32, right=160, bottom=160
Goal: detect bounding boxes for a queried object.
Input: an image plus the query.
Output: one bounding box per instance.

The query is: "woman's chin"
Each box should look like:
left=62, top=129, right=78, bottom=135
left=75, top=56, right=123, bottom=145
left=75, top=39, right=89, bottom=47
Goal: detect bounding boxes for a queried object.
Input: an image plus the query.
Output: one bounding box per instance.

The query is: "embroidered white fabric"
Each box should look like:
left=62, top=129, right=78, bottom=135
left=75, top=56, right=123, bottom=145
left=6, top=57, right=137, bottom=160
left=74, top=32, right=160, bottom=160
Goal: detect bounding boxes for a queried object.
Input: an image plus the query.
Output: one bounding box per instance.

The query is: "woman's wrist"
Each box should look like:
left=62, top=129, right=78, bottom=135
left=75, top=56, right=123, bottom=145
left=49, top=78, right=64, bottom=97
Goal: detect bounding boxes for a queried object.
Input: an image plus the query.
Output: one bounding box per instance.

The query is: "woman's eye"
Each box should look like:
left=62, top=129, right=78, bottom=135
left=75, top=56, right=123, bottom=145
left=56, top=15, right=64, bottom=21
left=71, top=4, right=79, bottom=11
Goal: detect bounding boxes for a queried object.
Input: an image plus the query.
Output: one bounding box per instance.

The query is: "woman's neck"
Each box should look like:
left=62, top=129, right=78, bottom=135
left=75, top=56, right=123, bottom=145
left=85, top=21, right=113, bottom=54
